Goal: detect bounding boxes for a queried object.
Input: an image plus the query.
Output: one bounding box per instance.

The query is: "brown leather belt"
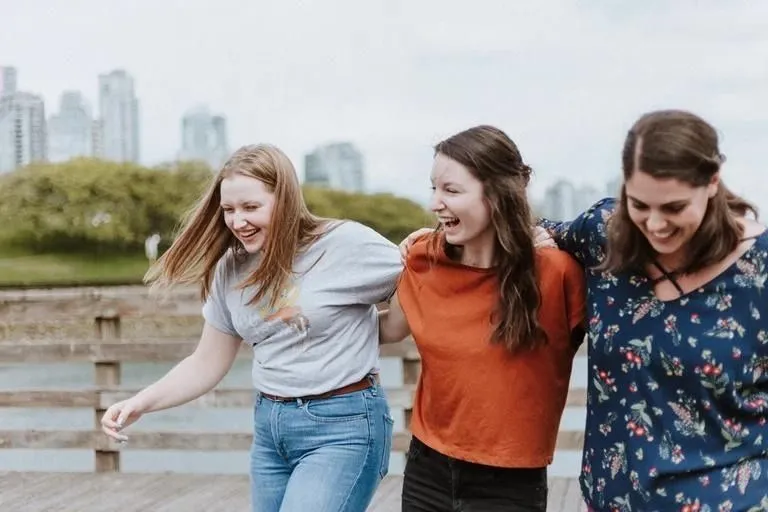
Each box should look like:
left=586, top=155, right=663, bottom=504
left=260, top=374, right=379, bottom=402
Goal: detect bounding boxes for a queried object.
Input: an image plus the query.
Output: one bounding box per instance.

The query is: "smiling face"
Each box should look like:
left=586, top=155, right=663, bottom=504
left=219, top=173, right=276, bottom=253
left=625, top=169, right=718, bottom=262
left=429, top=153, right=494, bottom=250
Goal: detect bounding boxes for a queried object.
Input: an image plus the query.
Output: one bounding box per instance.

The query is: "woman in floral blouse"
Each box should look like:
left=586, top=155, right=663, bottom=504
left=536, top=109, right=768, bottom=511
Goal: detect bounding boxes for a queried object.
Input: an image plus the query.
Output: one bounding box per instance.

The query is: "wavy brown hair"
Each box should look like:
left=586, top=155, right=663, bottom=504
left=601, top=109, right=757, bottom=275
left=145, top=144, right=328, bottom=308
left=427, top=125, right=545, bottom=352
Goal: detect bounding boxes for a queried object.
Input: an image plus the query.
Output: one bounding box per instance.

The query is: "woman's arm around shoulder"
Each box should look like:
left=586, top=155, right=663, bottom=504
left=536, top=197, right=616, bottom=267
left=379, top=292, right=411, bottom=344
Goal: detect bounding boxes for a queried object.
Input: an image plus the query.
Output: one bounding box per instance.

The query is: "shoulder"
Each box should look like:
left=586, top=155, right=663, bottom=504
left=582, top=197, right=617, bottom=228
left=405, top=233, right=439, bottom=272
left=536, top=247, right=582, bottom=275
left=535, top=248, right=585, bottom=294
left=322, top=220, right=395, bottom=246
left=210, top=248, right=243, bottom=289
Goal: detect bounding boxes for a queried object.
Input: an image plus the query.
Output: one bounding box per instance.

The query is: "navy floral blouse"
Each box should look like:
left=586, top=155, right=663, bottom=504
left=541, top=198, right=768, bottom=512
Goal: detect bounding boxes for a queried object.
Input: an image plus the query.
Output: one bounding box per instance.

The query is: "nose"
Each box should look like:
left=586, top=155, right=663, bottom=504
left=429, top=191, right=444, bottom=212
left=232, top=213, right=248, bottom=230
left=646, top=210, right=667, bottom=232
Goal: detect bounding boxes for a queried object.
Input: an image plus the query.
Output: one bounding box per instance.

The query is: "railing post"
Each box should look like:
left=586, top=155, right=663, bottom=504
left=94, top=311, right=122, bottom=472
left=402, top=355, right=421, bottom=428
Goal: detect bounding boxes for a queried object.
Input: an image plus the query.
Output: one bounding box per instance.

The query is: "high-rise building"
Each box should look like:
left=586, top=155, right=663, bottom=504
left=98, top=69, right=140, bottom=163
left=47, top=91, right=93, bottom=163
left=0, top=91, right=47, bottom=173
left=92, top=119, right=104, bottom=158
left=304, top=142, right=365, bottom=193
left=541, top=179, right=604, bottom=220
left=0, top=66, right=17, bottom=97
left=177, top=106, right=229, bottom=170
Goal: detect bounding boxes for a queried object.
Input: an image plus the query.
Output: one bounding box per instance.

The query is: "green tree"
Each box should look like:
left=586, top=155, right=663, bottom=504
left=0, top=160, right=431, bottom=252
left=303, top=187, right=432, bottom=243
left=0, top=159, right=209, bottom=253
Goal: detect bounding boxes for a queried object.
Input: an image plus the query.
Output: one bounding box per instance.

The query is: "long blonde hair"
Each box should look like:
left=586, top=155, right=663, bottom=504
left=145, top=144, right=328, bottom=308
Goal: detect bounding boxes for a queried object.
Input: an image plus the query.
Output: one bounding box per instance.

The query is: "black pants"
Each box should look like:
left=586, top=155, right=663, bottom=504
left=402, top=437, right=547, bottom=512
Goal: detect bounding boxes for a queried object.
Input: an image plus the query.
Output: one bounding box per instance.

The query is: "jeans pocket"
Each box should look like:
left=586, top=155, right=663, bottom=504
left=379, top=412, right=394, bottom=479
left=301, top=393, right=368, bottom=423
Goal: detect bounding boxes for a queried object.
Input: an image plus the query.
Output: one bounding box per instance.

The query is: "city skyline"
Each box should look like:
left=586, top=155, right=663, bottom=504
left=2, top=1, right=767, bottom=209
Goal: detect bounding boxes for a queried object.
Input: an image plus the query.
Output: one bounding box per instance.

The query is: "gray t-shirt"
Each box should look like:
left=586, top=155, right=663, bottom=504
left=202, top=221, right=403, bottom=397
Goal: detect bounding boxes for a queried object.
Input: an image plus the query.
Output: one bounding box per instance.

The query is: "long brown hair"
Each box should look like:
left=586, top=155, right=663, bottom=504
left=428, top=125, right=545, bottom=352
left=145, top=144, right=327, bottom=308
left=601, top=110, right=757, bottom=275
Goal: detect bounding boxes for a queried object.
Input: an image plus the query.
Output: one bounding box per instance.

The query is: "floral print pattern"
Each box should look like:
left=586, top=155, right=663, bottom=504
left=541, top=198, right=768, bottom=511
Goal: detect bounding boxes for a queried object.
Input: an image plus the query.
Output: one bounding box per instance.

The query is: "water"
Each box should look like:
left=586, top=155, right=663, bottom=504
left=0, top=356, right=587, bottom=477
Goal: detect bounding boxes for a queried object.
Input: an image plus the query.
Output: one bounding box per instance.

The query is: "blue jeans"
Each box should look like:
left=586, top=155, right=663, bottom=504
left=250, top=378, right=394, bottom=512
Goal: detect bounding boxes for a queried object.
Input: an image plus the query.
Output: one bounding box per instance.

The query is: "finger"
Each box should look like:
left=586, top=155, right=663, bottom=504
left=100, top=406, right=121, bottom=429
left=101, top=424, right=129, bottom=442
left=116, top=406, right=133, bottom=428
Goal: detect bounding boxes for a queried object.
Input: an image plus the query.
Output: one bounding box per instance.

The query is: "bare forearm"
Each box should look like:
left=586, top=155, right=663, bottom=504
left=133, top=353, right=229, bottom=413
left=132, top=323, right=241, bottom=413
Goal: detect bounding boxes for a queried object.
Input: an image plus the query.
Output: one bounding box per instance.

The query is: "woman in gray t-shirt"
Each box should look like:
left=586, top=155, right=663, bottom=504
left=100, top=144, right=403, bottom=512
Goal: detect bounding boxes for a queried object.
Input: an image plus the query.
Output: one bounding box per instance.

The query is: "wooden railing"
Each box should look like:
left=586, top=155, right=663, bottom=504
left=0, top=303, right=586, bottom=473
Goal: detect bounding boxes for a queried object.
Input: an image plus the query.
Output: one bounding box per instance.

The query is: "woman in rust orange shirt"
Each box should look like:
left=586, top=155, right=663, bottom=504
left=380, top=125, right=586, bottom=512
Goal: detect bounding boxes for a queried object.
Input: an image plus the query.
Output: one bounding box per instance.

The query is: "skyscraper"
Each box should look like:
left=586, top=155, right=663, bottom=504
left=178, top=106, right=229, bottom=170
left=97, top=69, right=140, bottom=163
left=0, top=66, right=17, bottom=97
left=0, top=91, right=47, bottom=173
left=47, top=91, right=93, bottom=163
left=304, top=142, right=365, bottom=193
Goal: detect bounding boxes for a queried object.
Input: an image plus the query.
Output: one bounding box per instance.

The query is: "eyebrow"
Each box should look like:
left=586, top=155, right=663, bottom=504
left=627, top=195, right=689, bottom=207
left=431, top=179, right=460, bottom=188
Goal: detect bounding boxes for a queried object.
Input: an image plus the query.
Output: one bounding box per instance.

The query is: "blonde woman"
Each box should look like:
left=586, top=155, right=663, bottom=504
left=100, top=145, right=402, bottom=512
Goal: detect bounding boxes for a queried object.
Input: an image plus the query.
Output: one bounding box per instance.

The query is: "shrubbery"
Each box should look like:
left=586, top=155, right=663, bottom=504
left=0, top=159, right=431, bottom=253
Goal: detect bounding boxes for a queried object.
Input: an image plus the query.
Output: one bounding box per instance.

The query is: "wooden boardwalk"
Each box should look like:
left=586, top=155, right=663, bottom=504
left=0, top=472, right=585, bottom=511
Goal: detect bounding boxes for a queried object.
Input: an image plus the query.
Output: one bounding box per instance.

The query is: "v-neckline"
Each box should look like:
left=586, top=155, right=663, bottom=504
left=646, top=232, right=765, bottom=304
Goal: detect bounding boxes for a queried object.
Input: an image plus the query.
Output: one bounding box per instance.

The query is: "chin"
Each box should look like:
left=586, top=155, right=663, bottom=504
left=647, top=239, right=685, bottom=256
left=243, top=242, right=265, bottom=254
left=443, top=234, right=466, bottom=246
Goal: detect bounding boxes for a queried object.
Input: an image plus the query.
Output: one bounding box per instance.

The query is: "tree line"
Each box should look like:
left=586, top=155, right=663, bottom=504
left=0, top=159, right=433, bottom=254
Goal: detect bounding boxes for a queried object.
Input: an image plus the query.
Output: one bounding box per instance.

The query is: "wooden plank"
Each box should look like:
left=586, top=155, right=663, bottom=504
left=0, top=390, right=99, bottom=407
left=0, top=341, right=215, bottom=363
left=0, top=339, right=420, bottom=362
left=0, top=385, right=420, bottom=409
left=0, top=428, right=584, bottom=452
left=0, top=337, right=586, bottom=362
left=0, top=472, right=582, bottom=511
left=0, top=385, right=586, bottom=409
left=0, top=430, right=95, bottom=449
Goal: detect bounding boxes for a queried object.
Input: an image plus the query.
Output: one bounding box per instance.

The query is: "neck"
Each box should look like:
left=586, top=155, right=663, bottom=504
left=459, top=236, right=495, bottom=269
left=655, top=249, right=687, bottom=273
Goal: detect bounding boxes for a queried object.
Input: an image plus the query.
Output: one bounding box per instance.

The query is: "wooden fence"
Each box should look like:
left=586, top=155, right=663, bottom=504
left=0, top=289, right=586, bottom=473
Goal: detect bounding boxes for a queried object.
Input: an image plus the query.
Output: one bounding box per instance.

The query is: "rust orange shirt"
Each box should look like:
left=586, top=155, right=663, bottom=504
left=397, top=236, right=586, bottom=468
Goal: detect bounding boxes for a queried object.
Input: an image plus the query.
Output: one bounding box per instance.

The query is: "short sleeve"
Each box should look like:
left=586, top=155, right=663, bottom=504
left=537, top=197, right=616, bottom=268
left=330, top=222, right=404, bottom=304
left=201, top=253, right=239, bottom=337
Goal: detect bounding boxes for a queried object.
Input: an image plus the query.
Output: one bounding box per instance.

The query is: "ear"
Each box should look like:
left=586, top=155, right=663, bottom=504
left=707, top=172, right=720, bottom=198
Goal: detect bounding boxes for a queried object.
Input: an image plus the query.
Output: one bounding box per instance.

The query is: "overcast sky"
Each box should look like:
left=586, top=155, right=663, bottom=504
left=3, top=0, right=767, bottom=209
